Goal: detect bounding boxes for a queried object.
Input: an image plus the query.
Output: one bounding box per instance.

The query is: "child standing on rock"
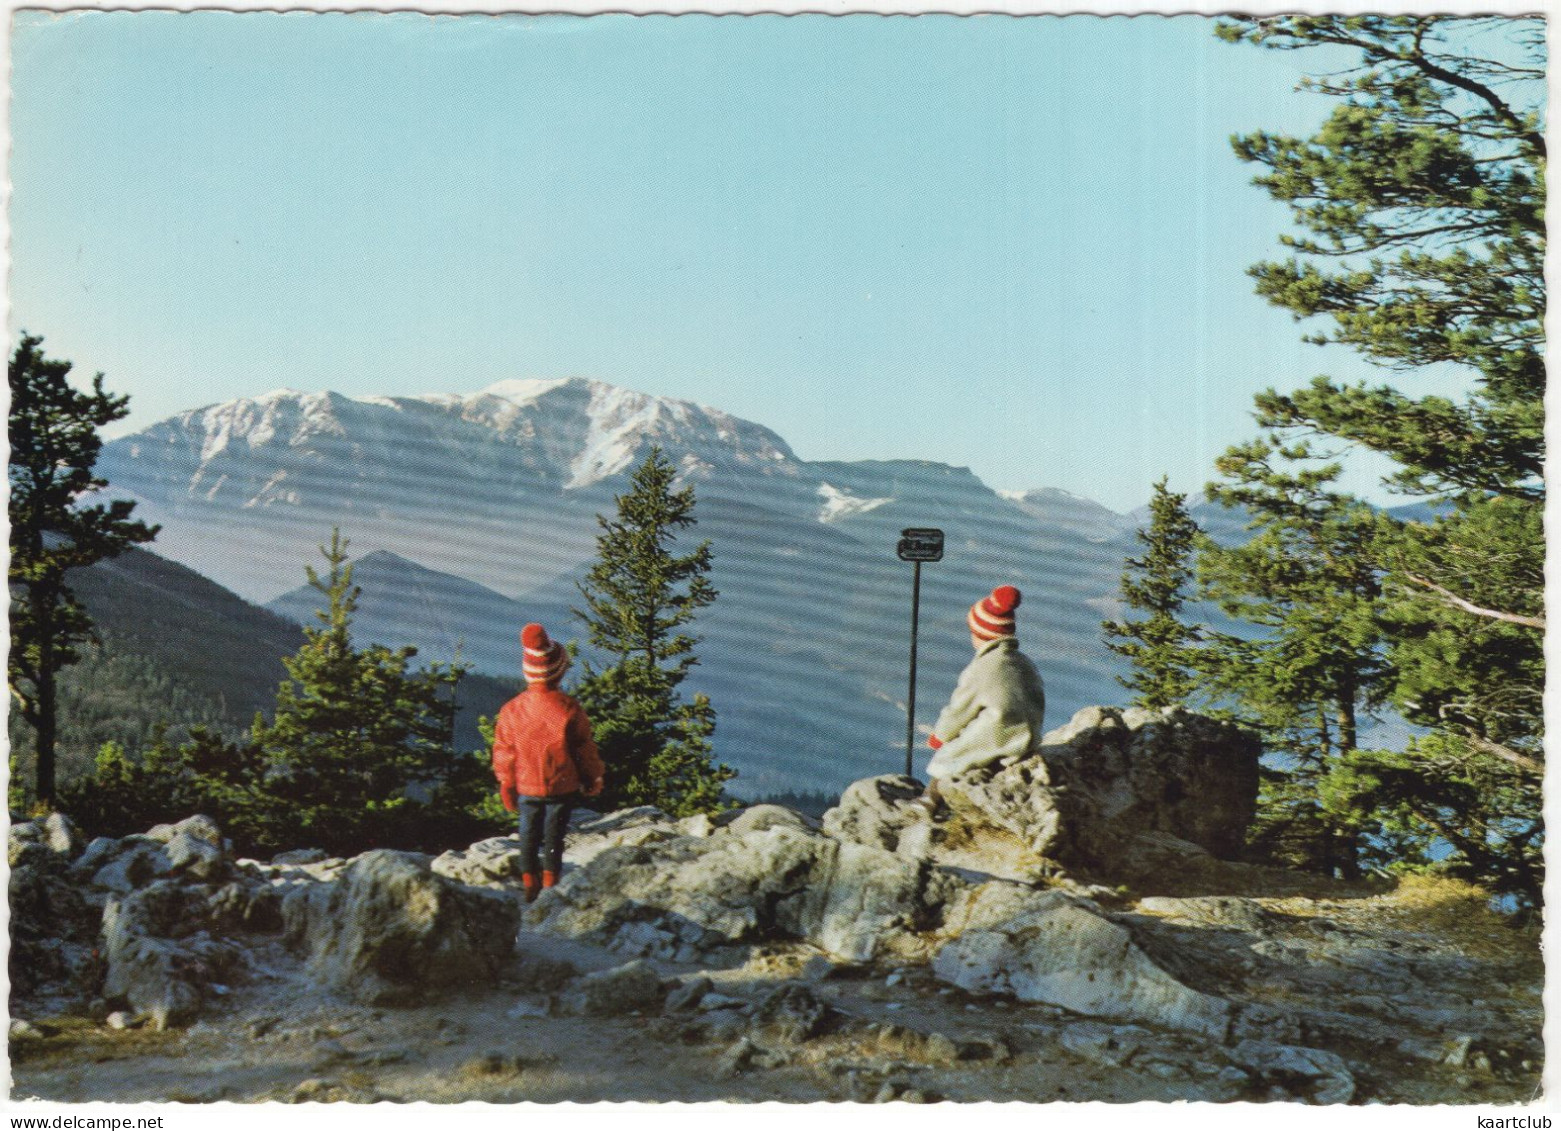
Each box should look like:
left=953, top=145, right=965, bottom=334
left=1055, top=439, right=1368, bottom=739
left=492, top=624, right=605, bottom=902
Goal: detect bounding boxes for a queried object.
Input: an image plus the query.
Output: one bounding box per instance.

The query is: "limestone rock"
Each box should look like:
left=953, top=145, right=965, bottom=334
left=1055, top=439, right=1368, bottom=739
left=1229, top=1040, right=1356, bottom=1104
left=89, top=838, right=176, bottom=893
left=208, top=881, right=285, bottom=934
left=100, top=880, right=244, bottom=1030
left=163, top=831, right=228, bottom=883
left=664, top=975, right=713, bottom=1013
left=271, top=848, right=331, bottom=866
left=1060, top=1020, right=1148, bottom=1067
left=931, top=885, right=1231, bottom=1039
left=43, top=812, right=83, bottom=858
left=936, top=706, right=1260, bottom=876
left=721, top=804, right=818, bottom=838
left=431, top=837, right=528, bottom=889
left=530, top=822, right=930, bottom=964
left=560, top=959, right=667, bottom=1017
left=145, top=815, right=224, bottom=847
left=563, top=807, right=680, bottom=868
left=821, top=775, right=926, bottom=852
left=285, top=849, right=520, bottom=1004
left=751, top=982, right=833, bottom=1044
left=1138, top=896, right=1273, bottom=933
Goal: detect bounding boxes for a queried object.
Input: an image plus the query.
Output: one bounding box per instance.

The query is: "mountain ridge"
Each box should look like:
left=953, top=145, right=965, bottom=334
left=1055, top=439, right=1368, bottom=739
left=99, top=378, right=1144, bottom=795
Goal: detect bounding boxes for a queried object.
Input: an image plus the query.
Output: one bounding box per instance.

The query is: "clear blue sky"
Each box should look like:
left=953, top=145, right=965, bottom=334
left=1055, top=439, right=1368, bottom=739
left=9, top=11, right=1477, bottom=513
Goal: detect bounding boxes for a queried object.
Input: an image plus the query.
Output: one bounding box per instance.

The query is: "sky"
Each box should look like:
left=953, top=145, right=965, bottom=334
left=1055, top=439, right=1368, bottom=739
left=8, top=11, right=1494, bottom=513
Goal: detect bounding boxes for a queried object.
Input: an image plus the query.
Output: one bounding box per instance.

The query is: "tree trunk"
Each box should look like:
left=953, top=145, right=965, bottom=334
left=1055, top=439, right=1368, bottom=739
left=1336, top=694, right=1358, bottom=754
left=35, top=616, right=57, bottom=808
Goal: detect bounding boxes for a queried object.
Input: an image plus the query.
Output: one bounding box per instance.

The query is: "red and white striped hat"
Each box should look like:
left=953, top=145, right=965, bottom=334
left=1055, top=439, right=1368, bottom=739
left=968, top=585, right=1022, bottom=642
left=521, top=623, right=570, bottom=685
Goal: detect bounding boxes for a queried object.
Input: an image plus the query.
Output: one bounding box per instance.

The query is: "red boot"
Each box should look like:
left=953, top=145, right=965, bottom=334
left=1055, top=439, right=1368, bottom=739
left=541, top=869, right=559, bottom=890
left=521, top=872, right=540, bottom=903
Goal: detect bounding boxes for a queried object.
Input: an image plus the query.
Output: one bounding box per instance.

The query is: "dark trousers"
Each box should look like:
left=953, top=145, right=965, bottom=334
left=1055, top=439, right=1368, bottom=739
left=516, top=794, right=576, bottom=876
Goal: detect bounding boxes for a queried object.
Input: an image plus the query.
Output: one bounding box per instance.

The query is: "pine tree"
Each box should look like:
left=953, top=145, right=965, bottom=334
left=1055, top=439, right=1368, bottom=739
left=1102, top=477, right=1205, bottom=711
left=1199, top=440, right=1391, bottom=878
left=8, top=334, right=158, bottom=807
left=572, top=447, right=733, bottom=816
left=250, top=530, right=465, bottom=854
left=1219, top=16, right=1544, bottom=899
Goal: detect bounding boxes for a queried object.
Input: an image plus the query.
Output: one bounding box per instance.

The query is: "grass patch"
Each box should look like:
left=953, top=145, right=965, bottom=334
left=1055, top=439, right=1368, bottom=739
left=1369, top=875, right=1540, bottom=964
left=9, top=1015, right=186, bottom=1067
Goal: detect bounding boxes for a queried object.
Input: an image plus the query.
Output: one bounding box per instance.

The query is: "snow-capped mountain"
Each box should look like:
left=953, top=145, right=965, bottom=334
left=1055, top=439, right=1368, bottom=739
left=100, top=379, right=1144, bottom=796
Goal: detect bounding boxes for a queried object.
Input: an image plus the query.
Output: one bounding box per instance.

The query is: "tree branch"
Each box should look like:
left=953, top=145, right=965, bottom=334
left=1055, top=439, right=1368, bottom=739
left=1403, top=573, right=1544, bottom=629
left=1460, top=730, right=1544, bottom=777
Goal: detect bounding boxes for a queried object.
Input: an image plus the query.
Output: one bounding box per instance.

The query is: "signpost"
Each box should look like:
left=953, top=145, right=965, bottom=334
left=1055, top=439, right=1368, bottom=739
left=896, top=528, right=944, bottom=777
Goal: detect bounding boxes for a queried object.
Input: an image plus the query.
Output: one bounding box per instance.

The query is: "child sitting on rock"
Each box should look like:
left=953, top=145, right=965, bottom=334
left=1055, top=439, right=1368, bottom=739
left=492, top=623, right=605, bottom=902
left=914, top=585, right=1046, bottom=822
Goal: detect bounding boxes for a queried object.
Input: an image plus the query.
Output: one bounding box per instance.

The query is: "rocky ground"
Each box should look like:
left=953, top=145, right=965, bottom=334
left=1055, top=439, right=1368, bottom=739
left=8, top=708, right=1545, bottom=1105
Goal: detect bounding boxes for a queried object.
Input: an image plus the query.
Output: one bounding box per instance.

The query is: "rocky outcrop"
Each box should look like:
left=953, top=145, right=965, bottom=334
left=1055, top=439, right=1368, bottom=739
left=826, top=707, right=1259, bottom=884
left=558, top=958, right=668, bottom=1017
left=9, top=813, right=98, bottom=996
left=283, top=849, right=520, bottom=1004
left=529, top=820, right=933, bottom=965
left=101, top=880, right=246, bottom=1029
left=932, top=884, right=1231, bottom=1039
left=949, top=705, right=1258, bottom=865
left=820, top=775, right=927, bottom=852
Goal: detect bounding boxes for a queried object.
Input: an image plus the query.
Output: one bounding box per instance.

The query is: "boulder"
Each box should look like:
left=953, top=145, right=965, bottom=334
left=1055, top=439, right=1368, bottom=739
left=563, top=807, right=681, bottom=868
left=936, top=706, right=1260, bottom=875
left=163, top=831, right=228, bottom=883
left=431, top=837, right=528, bottom=889
left=1228, top=1040, right=1355, bottom=1104
left=559, top=958, right=667, bottom=1016
left=931, top=885, right=1231, bottom=1039
left=721, top=804, right=819, bottom=838
left=43, top=812, right=84, bottom=858
left=664, top=975, right=713, bottom=1013
left=145, top=815, right=225, bottom=847
left=529, top=822, right=931, bottom=964
left=751, top=982, right=834, bottom=1044
left=821, top=775, right=927, bottom=852
left=100, top=880, right=244, bottom=1030
left=285, top=849, right=521, bottom=1004
left=8, top=823, right=49, bottom=870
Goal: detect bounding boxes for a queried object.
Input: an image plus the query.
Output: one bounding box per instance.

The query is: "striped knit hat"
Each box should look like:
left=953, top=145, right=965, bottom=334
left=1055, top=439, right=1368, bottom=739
left=968, top=585, right=1022, bottom=643
left=521, top=623, right=570, bottom=685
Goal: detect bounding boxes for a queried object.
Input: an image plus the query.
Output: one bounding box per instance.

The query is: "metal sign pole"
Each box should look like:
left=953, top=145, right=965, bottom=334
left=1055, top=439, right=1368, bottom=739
left=906, top=558, right=921, bottom=779
left=896, top=527, right=943, bottom=781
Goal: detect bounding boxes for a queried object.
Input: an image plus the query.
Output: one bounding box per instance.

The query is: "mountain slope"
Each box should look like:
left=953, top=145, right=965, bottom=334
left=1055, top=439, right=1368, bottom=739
left=11, top=547, right=515, bottom=788
left=267, top=549, right=532, bottom=677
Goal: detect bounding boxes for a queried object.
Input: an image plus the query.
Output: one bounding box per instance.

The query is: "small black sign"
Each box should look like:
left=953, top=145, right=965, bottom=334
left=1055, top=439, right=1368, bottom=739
left=897, top=527, right=945, bottom=563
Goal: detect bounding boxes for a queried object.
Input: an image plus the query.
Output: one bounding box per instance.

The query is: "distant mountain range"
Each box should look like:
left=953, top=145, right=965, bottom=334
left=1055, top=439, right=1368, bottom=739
left=98, top=378, right=1174, bottom=796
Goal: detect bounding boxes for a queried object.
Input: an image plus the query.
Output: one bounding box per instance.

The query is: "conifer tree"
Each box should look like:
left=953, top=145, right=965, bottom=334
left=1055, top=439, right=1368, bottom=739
left=1199, top=441, right=1390, bottom=878
left=8, top=334, right=158, bottom=806
left=573, top=447, right=733, bottom=816
left=1102, top=477, right=1204, bottom=711
left=1218, top=16, right=1544, bottom=899
left=250, top=530, right=464, bottom=853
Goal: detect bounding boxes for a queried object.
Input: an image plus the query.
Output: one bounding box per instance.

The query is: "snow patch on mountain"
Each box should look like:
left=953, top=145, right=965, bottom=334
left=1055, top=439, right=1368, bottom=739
left=816, top=483, right=893, bottom=522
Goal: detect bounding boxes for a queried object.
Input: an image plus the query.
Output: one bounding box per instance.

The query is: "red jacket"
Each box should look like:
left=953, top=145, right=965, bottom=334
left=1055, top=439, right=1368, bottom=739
left=492, top=686, right=604, bottom=799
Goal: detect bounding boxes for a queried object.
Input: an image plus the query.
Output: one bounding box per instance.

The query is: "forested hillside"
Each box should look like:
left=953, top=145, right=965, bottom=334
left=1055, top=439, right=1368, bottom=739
left=9, top=546, right=515, bottom=792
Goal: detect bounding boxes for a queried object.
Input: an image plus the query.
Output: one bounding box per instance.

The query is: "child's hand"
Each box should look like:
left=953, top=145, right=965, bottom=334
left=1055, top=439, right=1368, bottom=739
left=585, top=777, right=604, bottom=798
left=501, top=784, right=517, bottom=812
